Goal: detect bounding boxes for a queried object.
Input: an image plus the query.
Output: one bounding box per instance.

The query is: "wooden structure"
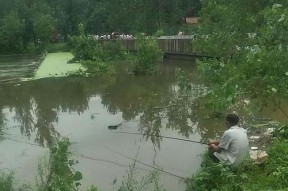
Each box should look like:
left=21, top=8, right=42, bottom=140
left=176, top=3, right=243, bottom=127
left=99, top=35, right=200, bottom=59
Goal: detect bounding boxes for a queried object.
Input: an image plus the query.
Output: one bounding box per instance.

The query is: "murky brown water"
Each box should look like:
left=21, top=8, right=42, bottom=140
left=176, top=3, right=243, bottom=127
left=0, top=54, right=39, bottom=81
left=1, top=58, right=287, bottom=190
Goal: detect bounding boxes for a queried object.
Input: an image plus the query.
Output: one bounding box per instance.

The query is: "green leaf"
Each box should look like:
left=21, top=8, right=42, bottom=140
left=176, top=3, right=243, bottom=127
left=69, top=160, right=74, bottom=166
left=74, top=171, right=83, bottom=181
left=271, top=87, right=278, bottom=93
left=75, top=182, right=81, bottom=187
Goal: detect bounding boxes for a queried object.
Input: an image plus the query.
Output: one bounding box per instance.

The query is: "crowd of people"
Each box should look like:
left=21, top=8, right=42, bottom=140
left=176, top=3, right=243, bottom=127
left=89, top=32, right=134, bottom=40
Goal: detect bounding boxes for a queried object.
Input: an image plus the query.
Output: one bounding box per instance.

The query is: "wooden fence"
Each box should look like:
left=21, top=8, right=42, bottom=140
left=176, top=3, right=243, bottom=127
left=99, top=36, right=195, bottom=56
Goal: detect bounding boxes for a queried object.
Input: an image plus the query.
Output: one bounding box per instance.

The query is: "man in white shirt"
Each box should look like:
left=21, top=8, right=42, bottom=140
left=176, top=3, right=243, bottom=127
left=208, top=114, right=249, bottom=165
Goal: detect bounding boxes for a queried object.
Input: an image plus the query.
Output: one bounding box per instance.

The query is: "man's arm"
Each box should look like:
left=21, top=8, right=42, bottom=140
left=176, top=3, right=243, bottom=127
left=208, top=140, right=222, bottom=153
left=209, top=143, right=222, bottom=153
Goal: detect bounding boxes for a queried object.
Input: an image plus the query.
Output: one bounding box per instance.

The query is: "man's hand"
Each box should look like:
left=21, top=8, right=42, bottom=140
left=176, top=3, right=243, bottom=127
left=208, top=140, right=220, bottom=146
left=208, top=140, right=221, bottom=153
left=209, top=143, right=222, bottom=153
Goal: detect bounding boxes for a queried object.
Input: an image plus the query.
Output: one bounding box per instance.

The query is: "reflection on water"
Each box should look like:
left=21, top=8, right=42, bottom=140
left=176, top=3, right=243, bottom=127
left=0, top=54, right=39, bottom=81
left=0, top=61, right=214, bottom=190
left=0, top=60, right=219, bottom=147
left=0, top=59, right=238, bottom=190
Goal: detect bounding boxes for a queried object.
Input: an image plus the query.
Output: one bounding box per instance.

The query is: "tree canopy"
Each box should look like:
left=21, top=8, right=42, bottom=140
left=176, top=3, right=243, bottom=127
left=194, top=0, right=288, bottom=113
left=0, top=0, right=201, bottom=54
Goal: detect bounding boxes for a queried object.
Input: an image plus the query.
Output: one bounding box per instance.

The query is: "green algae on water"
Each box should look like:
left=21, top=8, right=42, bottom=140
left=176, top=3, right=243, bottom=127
left=34, top=52, right=83, bottom=79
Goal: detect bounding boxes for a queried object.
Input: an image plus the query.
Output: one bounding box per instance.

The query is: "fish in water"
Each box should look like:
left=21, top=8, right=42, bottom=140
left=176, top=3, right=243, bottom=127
left=108, top=123, right=122, bottom=130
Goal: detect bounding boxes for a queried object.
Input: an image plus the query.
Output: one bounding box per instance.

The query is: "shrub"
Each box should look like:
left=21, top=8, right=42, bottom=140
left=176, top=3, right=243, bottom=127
left=101, top=40, right=129, bottom=61
left=133, top=34, right=162, bottom=75
left=0, top=171, right=13, bottom=191
left=81, top=60, right=115, bottom=77
left=37, top=138, right=83, bottom=191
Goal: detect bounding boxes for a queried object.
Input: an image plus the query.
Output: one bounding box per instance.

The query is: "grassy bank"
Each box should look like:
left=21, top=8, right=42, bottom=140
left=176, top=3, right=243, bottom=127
left=186, top=124, right=288, bottom=191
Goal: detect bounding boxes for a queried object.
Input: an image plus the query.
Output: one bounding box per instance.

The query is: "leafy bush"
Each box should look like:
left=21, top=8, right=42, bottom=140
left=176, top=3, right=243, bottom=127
left=37, top=138, right=83, bottom=191
left=186, top=152, right=249, bottom=191
left=133, top=34, right=162, bottom=75
left=0, top=171, right=13, bottom=191
left=187, top=135, right=288, bottom=191
left=265, top=138, right=288, bottom=187
left=68, top=24, right=128, bottom=63
left=101, top=40, right=129, bottom=61
left=273, top=125, right=288, bottom=139
left=81, top=60, right=115, bottom=77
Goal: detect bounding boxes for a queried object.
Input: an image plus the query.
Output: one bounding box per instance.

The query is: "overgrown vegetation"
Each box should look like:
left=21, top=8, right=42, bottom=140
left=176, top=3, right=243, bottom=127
left=184, top=1, right=288, bottom=190
left=0, top=0, right=201, bottom=54
left=119, top=157, right=165, bottom=191
left=68, top=25, right=163, bottom=76
left=36, top=138, right=83, bottom=191
left=186, top=124, right=288, bottom=191
left=67, top=24, right=127, bottom=77
left=194, top=0, right=288, bottom=113
left=133, top=34, right=163, bottom=75
left=0, top=137, right=168, bottom=191
left=0, top=171, right=14, bottom=191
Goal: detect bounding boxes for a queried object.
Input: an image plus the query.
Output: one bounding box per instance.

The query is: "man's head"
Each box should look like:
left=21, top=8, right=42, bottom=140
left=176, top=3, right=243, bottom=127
left=226, top=114, right=239, bottom=127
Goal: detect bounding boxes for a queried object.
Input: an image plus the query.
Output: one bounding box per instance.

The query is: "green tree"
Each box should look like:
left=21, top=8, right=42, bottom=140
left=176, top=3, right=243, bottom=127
left=0, top=12, right=22, bottom=53
left=34, top=14, right=55, bottom=43
left=194, top=0, right=288, bottom=113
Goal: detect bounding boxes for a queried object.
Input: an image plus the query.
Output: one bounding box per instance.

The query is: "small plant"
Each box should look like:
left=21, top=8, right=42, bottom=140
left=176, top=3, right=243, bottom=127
left=273, top=124, right=288, bottom=139
left=118, top=158, right=165, bottom=191
left=0, top=171, right=13, bottom=191
left=37, top=138, right=83, bottom=191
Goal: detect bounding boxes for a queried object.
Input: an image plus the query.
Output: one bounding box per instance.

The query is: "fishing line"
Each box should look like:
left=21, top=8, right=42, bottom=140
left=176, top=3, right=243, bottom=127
left=94, top=143, right=186, bottom=179
left=3, top=135, right=186, bottom=179
left=112, top=131, right=206, bottom=145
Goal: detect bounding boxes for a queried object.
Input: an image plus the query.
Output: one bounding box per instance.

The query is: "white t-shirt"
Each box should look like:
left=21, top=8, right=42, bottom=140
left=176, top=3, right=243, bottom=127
left=214, top=125, right=249, bottom=165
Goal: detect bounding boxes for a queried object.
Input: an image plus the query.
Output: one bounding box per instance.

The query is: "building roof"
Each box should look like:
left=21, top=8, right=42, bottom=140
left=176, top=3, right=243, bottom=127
left=186, top=17, right=198, bottom=25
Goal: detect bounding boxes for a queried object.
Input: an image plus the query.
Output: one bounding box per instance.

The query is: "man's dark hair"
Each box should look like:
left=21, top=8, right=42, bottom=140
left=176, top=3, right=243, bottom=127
left=226, top=114, right=239, bottom=126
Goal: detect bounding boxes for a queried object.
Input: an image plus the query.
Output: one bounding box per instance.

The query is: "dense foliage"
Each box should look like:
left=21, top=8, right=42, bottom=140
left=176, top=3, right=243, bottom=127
left=37, top=138, right=83, bottom=191
left=194, top=0, right=288, bottom=113
left=0, top=0, right=201, bottom=54
left=133, top=34, right=163, bottom=74
left=187, top=1, right=288, bottom=190
left=186, top=127, right=288, bottom=191
left=68, top=24, right=128, bottom=77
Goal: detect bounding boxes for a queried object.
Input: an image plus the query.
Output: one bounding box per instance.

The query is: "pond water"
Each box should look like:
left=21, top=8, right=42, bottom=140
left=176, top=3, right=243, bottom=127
left=1, top=55, right=287, bottom=191
left=0, top=54, right=38, bottom=81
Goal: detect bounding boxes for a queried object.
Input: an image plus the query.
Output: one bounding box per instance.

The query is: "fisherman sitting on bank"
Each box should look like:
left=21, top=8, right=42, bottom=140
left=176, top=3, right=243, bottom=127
left=208, top=114, right=249, bottom=165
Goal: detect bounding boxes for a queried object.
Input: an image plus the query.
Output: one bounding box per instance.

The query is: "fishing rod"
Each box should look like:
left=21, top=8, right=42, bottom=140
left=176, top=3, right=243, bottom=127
left=3, top=135, right=186, bottom=179
left=112, top=131, right=206, bottom=145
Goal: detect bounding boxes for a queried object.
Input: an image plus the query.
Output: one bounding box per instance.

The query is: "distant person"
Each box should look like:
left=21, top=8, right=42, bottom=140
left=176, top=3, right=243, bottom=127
left=208, top=114, right=249, bottom=165
left=111, top=32, right=119, bottom=39
left=178, top=31, right=183, bottom=36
